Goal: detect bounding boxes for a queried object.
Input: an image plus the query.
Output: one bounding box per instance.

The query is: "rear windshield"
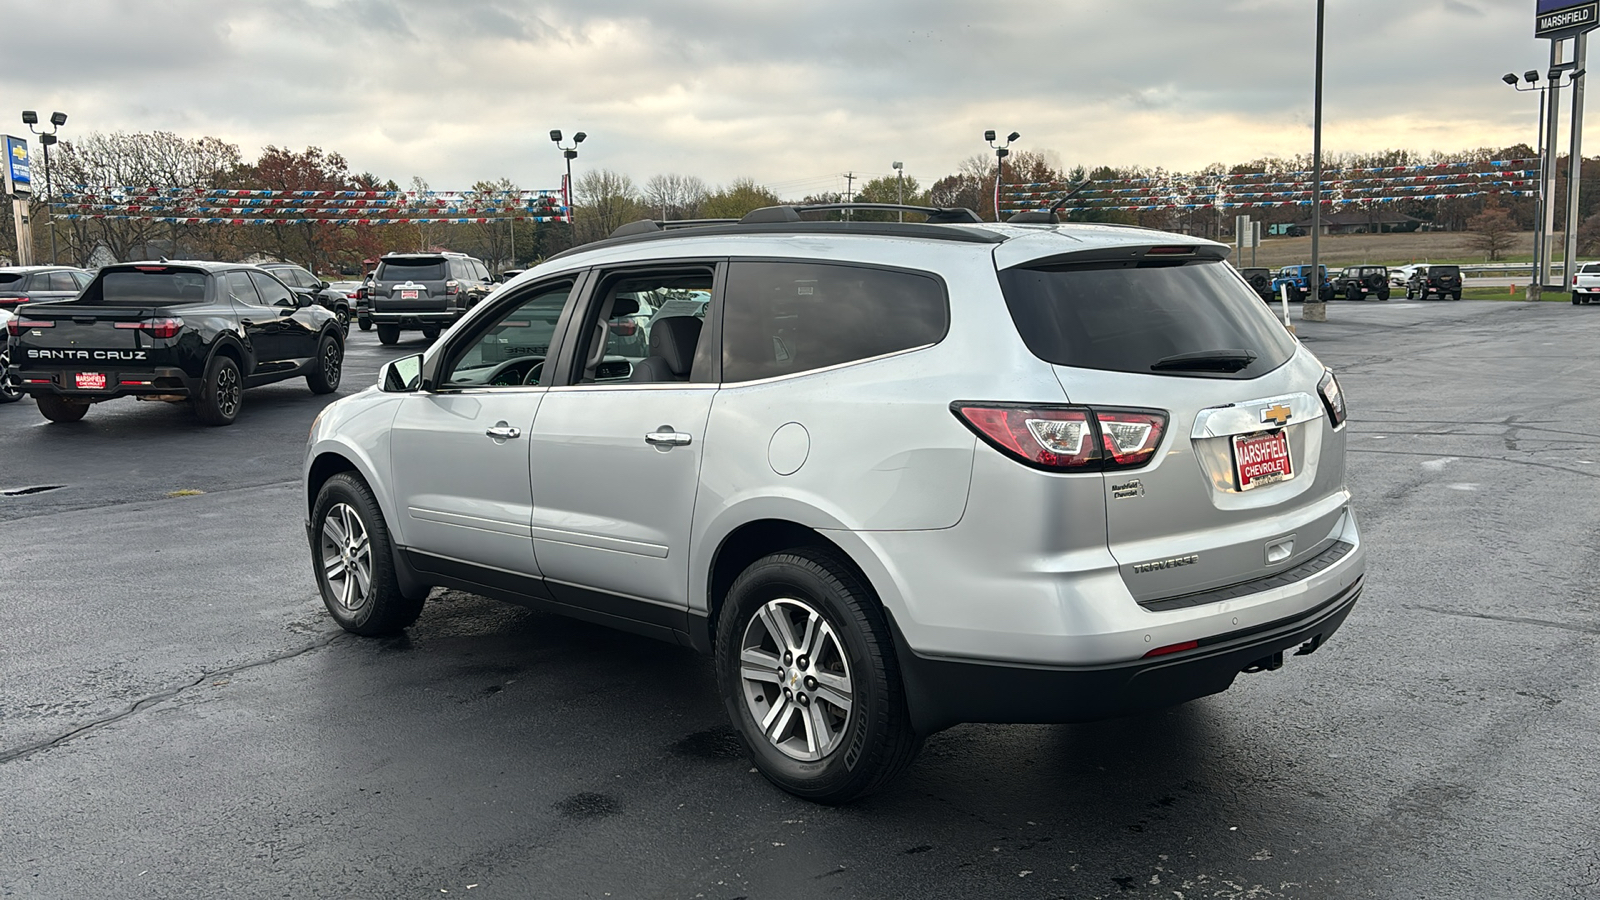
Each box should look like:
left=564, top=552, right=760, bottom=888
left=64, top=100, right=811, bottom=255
left=1584, top=263, right=1600, bottom=274
left=377, top=258, right=446, bottom=281
left=84, top=269, right=209, bottom=306
left=998, top=260, right=1299, bottom=379
left=1428, top=266, right=1460, bottom=276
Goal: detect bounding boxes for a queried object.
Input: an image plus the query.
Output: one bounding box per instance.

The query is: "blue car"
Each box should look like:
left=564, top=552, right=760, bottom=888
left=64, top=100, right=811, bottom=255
left=1270, top=265, right=1334, bottom=302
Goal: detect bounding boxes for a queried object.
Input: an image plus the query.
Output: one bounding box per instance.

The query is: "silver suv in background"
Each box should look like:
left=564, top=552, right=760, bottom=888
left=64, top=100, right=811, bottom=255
left=364, top=251, right=495, bottom=345
left=304, top=205, right=1364, bottom=803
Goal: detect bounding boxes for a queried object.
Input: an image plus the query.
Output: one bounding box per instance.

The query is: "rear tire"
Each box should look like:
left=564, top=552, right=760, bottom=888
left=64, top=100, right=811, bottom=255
left=421, top=325, right=441, bottom=342
left=358, top=317, right=372, bottom=332
left=312, top=473, right=424, bottom=636
left=376, top=324, right=400, bottom=345
left=335, top=306, right=350, bottom=335
left=1574, top=293, right=1583, bottom=305
left=192, top=354, right=242, bottom=426
left=307, top=332, right=343, bottom=394
left=716, top=547, right=922, bottom=805
left=1346, top=287, right=1361, bottom=302
left=1378, top=288, right=1391, bottom=301
left=0, top=345, right=22, bottom=403
left=36, top=394, right=88, bottom=423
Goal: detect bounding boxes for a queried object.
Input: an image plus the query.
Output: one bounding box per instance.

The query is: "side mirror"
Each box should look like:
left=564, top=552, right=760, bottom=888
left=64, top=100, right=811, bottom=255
left=380, top=354, right=424, bottom=393
left=297, top=294, right=314, bottom=308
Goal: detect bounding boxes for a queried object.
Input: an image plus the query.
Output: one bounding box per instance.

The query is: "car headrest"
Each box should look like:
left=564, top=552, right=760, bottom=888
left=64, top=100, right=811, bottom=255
left=610, top=297, right=640, bottom=318
left=647, top=316, right=702, bottom=377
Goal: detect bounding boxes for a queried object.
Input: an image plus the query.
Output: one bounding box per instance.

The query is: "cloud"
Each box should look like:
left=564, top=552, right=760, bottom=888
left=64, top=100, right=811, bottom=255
left=0, top=0, right=1567, bottom=196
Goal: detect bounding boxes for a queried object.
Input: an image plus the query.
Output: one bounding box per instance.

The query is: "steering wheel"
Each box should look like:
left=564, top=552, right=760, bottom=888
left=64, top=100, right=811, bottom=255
left=481, top=356, right=543, bottom=387
left=521, top=362, right=545, bottom=386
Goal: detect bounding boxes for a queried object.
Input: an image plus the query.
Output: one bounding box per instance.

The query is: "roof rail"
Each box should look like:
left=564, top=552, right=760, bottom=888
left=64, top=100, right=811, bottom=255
left=744, top=203, right=983, bottom=224
left=609, top=218, right=742, bottom=238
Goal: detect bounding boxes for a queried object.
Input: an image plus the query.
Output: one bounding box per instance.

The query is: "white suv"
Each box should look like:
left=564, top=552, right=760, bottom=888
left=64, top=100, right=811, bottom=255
left=304, top=204, right=1364, bottom=804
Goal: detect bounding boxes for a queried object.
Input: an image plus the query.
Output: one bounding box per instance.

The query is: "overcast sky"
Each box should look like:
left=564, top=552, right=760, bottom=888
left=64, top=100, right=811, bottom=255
left=0, top=0, right=1578, bottom=198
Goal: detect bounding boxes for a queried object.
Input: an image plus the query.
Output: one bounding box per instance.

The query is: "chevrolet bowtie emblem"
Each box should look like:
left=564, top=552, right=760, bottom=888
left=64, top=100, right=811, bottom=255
left=1262, top=404, right=1292, bottom=427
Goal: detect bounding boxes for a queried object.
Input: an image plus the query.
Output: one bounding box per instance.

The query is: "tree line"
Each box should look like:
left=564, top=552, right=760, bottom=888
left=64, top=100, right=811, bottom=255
left=4, top=129, right=1595, bottom=274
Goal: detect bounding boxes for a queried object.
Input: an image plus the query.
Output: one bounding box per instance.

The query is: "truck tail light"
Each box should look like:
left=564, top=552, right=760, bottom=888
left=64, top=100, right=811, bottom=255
left=7, top=317, right=53, bottom=336
left=113, top=317, right=184, bottom=339
left=445, top=280, right=460, bottom=295
left=951, top=403, right=1168, bottom=472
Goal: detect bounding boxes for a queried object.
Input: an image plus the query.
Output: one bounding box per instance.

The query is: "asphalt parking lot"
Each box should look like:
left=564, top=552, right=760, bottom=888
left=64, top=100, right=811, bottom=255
left=2, top=302, right=1598, bottom=899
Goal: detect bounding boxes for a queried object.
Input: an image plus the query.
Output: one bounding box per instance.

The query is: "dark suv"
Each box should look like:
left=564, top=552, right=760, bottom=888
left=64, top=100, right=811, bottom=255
left=0, top=265, right=93, bottom=310
left=256, top=262, right=352, bottom=332
left=365, top=252, right=495, bottom=344
left=1332, top=266, right=1390, bottom=301
left=1407, top=265, right=1462, bottom=301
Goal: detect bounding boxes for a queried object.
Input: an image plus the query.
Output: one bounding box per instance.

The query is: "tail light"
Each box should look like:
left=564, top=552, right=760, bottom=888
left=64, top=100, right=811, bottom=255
left=611, top=320, right=638, bottom=337
left=7, top=317, right=53, bottom=336
left=445, top=280, right=460, bottom=295
left=113, top=317, right=184, bottom=339
left=0, top=296, right=25, bottom=306
left=1317, top=369, right=1347, bottom=428
left=951, top=403, right=1167, bottom=472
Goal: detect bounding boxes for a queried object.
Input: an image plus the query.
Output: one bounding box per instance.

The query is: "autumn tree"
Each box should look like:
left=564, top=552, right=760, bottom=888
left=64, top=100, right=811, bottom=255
left=1466, top=202, right=1518, bottom=261
left=244, top=145, right=358, bottom=271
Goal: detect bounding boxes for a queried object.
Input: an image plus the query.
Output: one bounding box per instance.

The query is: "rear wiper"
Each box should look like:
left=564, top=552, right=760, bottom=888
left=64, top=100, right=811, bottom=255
left=1150, top=349, right=1257, bottom=373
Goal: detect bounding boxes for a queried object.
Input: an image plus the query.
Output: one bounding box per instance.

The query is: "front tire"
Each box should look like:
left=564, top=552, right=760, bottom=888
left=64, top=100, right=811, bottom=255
left=192, top=354, right=242, bottom=426
left=36, top=394, right=88, bottom=422
left=312, top=473, right=423, bottom=635
left=716, top=548, right=921, bottom=805
left=376, top=324, right=400, bottom=345
left=307, top=332, right=343, bottom=394
left=1574, top=293, right=1583, bottom=305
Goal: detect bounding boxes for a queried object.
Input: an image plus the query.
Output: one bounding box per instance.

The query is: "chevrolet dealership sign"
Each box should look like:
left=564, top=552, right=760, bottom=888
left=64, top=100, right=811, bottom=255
left=1538, top=0, right=1600, bottom=38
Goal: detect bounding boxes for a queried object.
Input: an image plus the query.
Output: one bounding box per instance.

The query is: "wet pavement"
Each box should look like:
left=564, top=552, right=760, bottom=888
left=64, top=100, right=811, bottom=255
left=2, top=303, right=1597, bottom=899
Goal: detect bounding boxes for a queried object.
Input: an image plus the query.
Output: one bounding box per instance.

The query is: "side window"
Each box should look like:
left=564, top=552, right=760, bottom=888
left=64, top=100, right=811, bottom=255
left=449, top=259, right=468, bottom=281
left=226, top=271, right=263, bottom=305
left=72, top=271, right=93, bottom=289
left=570, top=270, right=713, bottom=385
left=442, top=282, right=574, bottom=387
left=476, top=261, right=492, bottom=283
left=248, top=271, right=295, bottom=307
left=721, top=261, right=948, bottom=383
left=48, top=272, right=79, bottom=292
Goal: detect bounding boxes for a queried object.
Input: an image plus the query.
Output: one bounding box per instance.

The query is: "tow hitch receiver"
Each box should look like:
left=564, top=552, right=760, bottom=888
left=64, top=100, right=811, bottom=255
left=1243, top=651, right=1284, bottom=673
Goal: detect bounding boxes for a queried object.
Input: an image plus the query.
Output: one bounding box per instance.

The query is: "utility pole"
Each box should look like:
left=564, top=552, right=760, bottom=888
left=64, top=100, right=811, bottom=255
left=844, top=172, right=855, bottom=221
left=893, top=161, right=904, bottom=222
left=1304, top=0, right=1328, bottom=323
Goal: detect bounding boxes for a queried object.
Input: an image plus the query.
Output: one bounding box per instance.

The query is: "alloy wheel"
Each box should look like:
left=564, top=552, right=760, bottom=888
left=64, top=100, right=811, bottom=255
left=322, top=340, right=342, bottom=386
left=216, top=365, right=240, bottom=418
left=738, top=597, right=854, bottom=762
left=319, top=502, right=372, bottom=612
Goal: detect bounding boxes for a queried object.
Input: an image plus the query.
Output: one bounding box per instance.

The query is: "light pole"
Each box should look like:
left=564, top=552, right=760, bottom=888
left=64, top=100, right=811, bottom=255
left=985, top=130, right=1020, bottom=222
left=549, top=129, right=585, bottom=226
left=1305, top=0, right=1327, bottom=322
left=892, top=161, right=904, bottom=222
left=1505, top=67, right=1581, bottom=294
left=22, top=110, right=66, bottom=264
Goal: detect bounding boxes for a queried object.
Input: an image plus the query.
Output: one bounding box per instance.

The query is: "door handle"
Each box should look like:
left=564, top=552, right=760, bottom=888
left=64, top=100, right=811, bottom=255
left=644, top=427, right=692, bottom=448
left=485, top=422, right=522, bottom=441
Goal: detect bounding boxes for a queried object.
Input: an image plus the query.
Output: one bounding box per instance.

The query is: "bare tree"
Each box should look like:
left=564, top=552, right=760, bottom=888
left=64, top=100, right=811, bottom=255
left=643, top=174, right=709, bottom=221
left=1466, top=203, right=1518, bottom=261
left=574, top=170, right=643, bottom=243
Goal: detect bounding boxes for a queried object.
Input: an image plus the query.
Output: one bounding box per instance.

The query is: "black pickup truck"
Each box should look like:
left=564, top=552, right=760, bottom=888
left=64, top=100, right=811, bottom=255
left=8, top=261, right=344, bottom=426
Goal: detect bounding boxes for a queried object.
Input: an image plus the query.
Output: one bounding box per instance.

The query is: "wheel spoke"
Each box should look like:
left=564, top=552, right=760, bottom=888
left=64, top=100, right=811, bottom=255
left=761, top=695, right=792, bottom=737
left=760, top=601, right=800, bottom=651
left=803, top=700, right=831, bottom=755
left=323, top=516, right=347, bottom=546
left=740, top=647, right=782, bottom=684
left=351, top=557, right=371, bottom=596
left=323, top=557, right=347, bottom=580
left=798, top=611, right=820, bottom=659
left=339, top=567, right=356, bottom=609
left=812, top=671, right=852, bottom=716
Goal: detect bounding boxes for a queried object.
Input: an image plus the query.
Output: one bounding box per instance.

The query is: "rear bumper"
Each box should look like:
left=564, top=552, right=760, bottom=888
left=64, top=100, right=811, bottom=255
left=368, top=310, right=457, bottom=325
left=14, top=366, right=197, bottom=400
left=894, top=577, right=1360, bottom=732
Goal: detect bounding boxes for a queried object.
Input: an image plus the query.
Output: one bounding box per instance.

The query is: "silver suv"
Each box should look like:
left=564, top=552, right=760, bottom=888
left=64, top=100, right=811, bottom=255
left=304, top=205, right=1364, bottom=804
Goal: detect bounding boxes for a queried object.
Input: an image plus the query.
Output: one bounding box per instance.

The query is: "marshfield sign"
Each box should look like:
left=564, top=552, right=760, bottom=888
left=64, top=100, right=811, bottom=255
left=1538, top=0, right=1600, bottom=38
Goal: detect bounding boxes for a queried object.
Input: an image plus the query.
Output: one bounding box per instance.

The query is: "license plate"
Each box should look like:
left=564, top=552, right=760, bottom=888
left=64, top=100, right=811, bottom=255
left=1233, top=430, right=1293, bottom=491
left=400, top=290, right=418, bottom=299
left=75, top=372, right=107, bottom=390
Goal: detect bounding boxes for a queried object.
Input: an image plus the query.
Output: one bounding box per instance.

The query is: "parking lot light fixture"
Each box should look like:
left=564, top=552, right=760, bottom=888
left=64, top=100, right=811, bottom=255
left=986, top=130, right=1020, bottom=222
left=24, top=109, right=67, bottom=264
left=552, top=130, right=585, bottom=224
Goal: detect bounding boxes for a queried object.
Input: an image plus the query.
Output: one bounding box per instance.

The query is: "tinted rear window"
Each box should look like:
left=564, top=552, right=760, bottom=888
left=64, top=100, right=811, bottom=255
left=1429, top=266, right=1460, bottom=276
left=1584, top=263, right=1600, bottom=274
left=85, top=269, right=209, bottom=306
left=998, top=260, right=1299, bottom=379
left=0, top=273, right=22, bottom=286
left=377, top=258, right=446, bottom=281
left=722, top=261, right=948, bottom=383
